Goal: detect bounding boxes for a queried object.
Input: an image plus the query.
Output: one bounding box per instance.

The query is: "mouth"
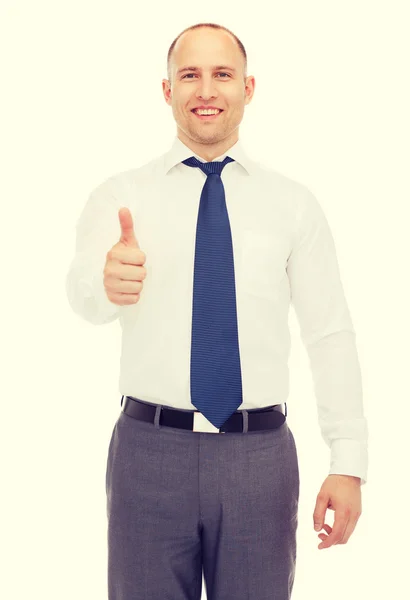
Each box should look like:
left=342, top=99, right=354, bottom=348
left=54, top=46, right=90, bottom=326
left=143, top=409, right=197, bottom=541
left=191, top=109, right=224, bottom=121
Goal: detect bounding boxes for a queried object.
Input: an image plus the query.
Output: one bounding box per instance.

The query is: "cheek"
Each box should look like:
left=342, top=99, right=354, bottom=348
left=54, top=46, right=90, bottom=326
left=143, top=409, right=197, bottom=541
left=226, top=95, right=243, bottom=110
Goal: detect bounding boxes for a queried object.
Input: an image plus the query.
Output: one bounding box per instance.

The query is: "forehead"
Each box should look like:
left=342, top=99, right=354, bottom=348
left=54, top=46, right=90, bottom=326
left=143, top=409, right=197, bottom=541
left=173, top=29, right=239, bottom=64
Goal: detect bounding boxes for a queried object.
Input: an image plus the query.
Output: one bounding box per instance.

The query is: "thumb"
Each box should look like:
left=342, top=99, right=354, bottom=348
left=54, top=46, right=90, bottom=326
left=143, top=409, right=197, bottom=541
left=118, top=207, right=139, bottom=248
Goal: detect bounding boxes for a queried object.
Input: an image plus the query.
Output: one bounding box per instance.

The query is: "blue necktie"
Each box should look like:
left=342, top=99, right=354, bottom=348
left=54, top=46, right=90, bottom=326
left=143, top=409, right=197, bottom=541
left=182, top=155, right=243, bottom=429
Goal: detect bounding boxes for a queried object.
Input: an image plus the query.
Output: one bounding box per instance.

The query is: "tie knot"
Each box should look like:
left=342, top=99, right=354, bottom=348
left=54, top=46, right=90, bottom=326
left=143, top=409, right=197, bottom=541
left=182, top=155, right=235, bottom=176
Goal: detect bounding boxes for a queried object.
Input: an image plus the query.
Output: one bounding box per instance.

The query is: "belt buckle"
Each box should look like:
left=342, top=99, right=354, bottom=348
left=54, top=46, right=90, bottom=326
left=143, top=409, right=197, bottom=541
left=193, top=411, right=224, bottom=433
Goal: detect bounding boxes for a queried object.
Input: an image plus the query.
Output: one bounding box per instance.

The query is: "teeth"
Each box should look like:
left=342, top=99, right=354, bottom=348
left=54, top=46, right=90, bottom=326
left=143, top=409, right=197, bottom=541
left=195, top=109, right=220, bottom=115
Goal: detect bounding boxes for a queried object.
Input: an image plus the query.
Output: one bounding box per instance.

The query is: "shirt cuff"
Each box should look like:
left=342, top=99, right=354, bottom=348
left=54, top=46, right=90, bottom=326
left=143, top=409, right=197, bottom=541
left=77, top=260, right=120, bottom=325
left=328, top=438, right=368, bottom=486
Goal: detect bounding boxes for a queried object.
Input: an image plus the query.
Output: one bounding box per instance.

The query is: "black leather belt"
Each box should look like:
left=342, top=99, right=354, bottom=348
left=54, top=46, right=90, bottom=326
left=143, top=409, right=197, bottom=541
left=121, top=395, right=287, bottom=433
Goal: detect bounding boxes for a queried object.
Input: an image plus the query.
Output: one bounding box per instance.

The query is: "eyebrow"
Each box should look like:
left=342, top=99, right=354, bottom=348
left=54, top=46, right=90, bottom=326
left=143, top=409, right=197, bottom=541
left=176, top=65, right=237, bottom=75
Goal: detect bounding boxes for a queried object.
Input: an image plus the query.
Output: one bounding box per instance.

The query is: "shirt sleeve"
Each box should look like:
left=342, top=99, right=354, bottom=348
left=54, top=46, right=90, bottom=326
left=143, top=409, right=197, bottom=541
left=286, top=188, right=369, bottom=485
left=65, top=179, right=123, bottom=325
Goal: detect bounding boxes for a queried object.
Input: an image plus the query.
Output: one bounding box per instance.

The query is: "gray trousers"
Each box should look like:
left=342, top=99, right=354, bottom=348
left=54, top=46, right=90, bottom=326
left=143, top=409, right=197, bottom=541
left=106, top=398, right=300, bottom=600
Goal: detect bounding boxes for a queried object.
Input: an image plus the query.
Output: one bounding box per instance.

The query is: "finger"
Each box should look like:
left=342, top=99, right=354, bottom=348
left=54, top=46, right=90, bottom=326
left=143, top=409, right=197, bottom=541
left=336, top=518, right=350, bottom=545
left=321, top=524, right=332, bottom=535
left=318, top=510, right=349, bottom=549
left=118, top=263, right=146, bottom=281
left=112, top=247, right=146, bottom=266
left=317, top=524, right=332, bottom=543
left=313, top=492, right=329, bottom=531
left=339, top=514, right=360, bottom=545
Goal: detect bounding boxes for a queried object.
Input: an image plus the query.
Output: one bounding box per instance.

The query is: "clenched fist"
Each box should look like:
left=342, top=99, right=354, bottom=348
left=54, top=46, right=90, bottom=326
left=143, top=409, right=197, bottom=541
left=103, top=207, right=147, bottom=305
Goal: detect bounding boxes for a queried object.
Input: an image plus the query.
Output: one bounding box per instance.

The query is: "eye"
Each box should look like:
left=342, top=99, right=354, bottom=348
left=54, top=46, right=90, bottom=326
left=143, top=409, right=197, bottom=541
left=181, top=72, right=231, bottom=79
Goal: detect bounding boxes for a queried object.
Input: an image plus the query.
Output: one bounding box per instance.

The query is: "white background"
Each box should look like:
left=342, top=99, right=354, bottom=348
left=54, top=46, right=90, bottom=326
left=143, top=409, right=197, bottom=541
left=2, top=1, right=409, bottom=598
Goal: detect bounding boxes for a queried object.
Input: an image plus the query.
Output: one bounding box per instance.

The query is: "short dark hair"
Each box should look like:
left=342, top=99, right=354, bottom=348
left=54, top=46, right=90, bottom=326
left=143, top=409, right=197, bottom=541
left=167, top=23, right=247, bottom=84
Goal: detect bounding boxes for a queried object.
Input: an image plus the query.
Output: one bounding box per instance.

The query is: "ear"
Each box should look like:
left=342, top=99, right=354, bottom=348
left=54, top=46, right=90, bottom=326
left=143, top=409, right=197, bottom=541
left=162, top=79, right=172, bottom=105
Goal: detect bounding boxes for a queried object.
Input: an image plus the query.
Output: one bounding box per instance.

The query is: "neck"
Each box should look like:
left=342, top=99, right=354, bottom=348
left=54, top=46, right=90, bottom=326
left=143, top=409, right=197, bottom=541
left=177, top=129, right=239, bottom=162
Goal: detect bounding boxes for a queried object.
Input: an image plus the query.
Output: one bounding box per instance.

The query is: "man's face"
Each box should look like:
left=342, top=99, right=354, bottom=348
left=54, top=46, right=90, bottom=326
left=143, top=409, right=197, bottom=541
left=162, top=28, right=255, bottom=154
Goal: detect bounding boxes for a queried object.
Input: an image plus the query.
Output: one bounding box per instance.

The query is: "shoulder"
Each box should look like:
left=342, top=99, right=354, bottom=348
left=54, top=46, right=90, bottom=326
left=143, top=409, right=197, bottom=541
left=251, top=160, right=320, bottom=214
left=89, top=155, right=163, bottom=198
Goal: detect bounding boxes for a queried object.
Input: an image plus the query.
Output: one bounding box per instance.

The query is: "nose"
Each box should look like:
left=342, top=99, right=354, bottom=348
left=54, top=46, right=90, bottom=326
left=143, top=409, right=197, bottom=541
left=195, top=77, right=218, bottom=101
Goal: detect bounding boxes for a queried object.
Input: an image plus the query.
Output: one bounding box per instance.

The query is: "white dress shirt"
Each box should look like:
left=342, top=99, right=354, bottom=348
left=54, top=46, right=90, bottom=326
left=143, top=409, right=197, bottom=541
left=66, top=135, right=368, bottom=485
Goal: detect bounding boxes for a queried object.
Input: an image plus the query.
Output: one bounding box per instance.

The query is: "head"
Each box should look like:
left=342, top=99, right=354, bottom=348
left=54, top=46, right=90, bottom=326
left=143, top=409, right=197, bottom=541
left=162, top=23, right=255, bottom=161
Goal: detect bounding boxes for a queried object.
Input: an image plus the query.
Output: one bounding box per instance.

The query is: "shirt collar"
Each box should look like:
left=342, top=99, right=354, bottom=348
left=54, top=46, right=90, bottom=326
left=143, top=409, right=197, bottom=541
left=162, top=136, right=257, bottom=176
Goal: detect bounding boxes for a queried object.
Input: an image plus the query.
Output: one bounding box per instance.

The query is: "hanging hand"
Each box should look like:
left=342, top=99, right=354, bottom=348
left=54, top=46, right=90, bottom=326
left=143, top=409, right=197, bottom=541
left=312, top=474, right=362, bottom=549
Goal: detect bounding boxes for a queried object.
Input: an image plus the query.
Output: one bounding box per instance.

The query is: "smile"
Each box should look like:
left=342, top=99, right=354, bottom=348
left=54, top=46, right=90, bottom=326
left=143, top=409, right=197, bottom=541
left=191, top=109, right=223, bottom=120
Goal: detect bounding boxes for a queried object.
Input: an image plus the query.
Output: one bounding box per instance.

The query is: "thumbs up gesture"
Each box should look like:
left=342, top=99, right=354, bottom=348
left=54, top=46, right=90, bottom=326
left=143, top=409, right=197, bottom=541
left=103, top=208, right=147, bottom=305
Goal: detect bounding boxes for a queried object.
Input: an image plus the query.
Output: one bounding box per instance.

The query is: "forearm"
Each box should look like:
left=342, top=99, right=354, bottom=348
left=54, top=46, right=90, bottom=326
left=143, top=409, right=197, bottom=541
left=66, top=253, right=120, bottom=325
left=65, top=179, right=122, bottom=325
left=306, top=328, right=368, bottom=486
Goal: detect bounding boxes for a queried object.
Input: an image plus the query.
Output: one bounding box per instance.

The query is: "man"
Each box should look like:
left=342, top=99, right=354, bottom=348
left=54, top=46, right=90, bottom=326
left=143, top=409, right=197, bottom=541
left=66, top=22, right=368, bottom=600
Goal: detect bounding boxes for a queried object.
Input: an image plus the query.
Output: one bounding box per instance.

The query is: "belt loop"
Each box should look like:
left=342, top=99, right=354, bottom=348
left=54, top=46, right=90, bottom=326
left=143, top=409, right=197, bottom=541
left=242, top=409, right=249, bottom=433
left=154, top=405, right=162, bottom=429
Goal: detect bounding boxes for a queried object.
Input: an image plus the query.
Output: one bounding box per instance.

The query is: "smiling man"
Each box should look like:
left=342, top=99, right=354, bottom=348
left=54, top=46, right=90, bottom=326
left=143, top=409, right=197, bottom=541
left=67, top=21, right=368, bottom=600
